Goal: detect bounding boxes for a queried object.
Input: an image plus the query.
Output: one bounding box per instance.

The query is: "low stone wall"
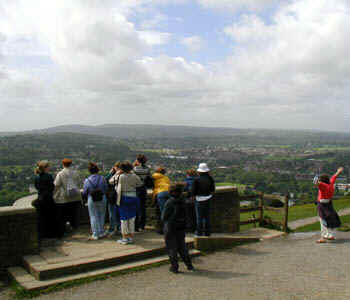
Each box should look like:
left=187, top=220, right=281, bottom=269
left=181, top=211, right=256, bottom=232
left=0, top=206, right=39, bottom=277
left=63, top=186, right=240, bottom=232
left=145, top=186, right=240, bottom=233
left=0, top=186, right=239, bottom=275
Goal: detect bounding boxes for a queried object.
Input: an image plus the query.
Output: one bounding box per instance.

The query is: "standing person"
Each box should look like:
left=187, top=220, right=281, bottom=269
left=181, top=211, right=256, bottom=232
left=152, top=167, right=171, bottom=234
left=314, top=167, right=343, bottom=243
left=83, top=162, right=108, bottom=241
left=34, top=160, right=59, bottom=239
left=184, top=169, right=198, bottom=232
left=105, top=162, right=121, bottom=237
left=162, top=183, right=194, bottom=274
left=133, top=154, right=152, bottom=231
left=110, top=161, right=142, bottom=245
left=152, top=167, right=171, bottom=214
left=54, top=158, right=82, bottom=237
left=192, top=163, right=215, bottom=237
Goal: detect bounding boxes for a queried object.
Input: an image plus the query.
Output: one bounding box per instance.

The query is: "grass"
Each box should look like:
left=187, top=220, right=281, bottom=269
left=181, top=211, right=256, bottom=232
left=216, top=182, right=248, bottom=194
left=240, top=196, right=350, bottom=231
left=295, top=215, right=350, bottom=233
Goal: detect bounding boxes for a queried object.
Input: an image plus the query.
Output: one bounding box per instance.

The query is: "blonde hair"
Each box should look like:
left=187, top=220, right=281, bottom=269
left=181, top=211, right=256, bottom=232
left=35, top=160, right=50, bottom=175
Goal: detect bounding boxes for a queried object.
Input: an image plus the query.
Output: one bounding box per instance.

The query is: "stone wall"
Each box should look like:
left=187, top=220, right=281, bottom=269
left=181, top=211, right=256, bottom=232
left=0, top=206, right=39, bottom=276
left=145, top=186, right=240, bottom=233
left=80, top=186, right=240, bottom=232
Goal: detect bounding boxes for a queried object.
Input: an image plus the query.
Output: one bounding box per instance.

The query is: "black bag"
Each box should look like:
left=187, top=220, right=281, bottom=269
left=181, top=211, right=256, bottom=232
left=144, top=175, right=154, bottom=189
left=106, top=175, right=120, bottom=204
left=88, top=177, right=104, bottom=202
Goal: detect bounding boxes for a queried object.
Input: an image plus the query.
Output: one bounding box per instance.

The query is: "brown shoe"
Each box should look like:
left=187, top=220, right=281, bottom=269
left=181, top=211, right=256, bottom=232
left=316, top=239, right=327, bottom=243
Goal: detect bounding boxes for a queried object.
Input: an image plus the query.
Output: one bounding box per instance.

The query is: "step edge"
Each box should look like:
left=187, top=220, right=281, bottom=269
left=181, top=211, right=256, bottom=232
left=10, top=250, right=201, bottom=292
left=24, top=241, right=194, bottom=280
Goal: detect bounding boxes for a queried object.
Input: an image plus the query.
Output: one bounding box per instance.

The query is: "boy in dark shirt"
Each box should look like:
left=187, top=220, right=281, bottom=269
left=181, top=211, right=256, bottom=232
left=162, top=183, right=194, bottom=273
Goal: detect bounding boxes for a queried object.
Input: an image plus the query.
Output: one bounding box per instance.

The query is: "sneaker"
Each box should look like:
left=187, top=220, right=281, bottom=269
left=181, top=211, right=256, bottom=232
left=105, top=230, right=116, bottom=237
left=127, top=238, right=134, bottom=244
left=169, top=267, right=179, bottom=274
left=88, top=235, right=99, bottom=241
left=187, top=265, right=195, bottom=271
left=117, top=239, right=129, bottom=245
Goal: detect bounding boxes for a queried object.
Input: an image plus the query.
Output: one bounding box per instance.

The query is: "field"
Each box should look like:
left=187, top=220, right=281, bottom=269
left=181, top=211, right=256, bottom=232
left=240, top=196, right=350, bottom=231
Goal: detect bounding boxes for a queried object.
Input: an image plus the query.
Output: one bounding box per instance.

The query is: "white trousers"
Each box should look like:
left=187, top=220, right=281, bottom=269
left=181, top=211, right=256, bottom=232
left=320, top=218, right=335, bottom=238
left=121, top=217, right=135, bottom=235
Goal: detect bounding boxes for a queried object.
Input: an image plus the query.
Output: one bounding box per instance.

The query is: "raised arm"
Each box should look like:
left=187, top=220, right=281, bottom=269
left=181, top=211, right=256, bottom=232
left=331, top=167, right=344, bottom=184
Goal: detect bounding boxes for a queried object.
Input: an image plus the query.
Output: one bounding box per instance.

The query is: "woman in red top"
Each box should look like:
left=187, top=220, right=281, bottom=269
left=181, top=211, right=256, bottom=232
left=315, top=167, right=344, bottom=243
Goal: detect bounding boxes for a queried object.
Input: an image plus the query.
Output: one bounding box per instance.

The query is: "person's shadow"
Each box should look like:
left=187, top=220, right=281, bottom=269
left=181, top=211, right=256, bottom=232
left=181, top=269, right=249, bottom=279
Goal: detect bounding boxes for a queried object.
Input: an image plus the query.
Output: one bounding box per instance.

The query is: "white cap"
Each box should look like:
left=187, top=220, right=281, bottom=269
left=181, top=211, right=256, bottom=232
left=197, top=163, right=210, bottom=173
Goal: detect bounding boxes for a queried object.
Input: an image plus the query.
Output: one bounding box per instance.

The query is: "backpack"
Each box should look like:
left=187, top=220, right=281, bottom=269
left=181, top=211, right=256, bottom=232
left=106, top=175, right=120, bottom=204
left=66, top=176, right=80, bottom=199
left=88, top=176, right=104, bottom=202
left=144, top=175, right=154, bottom=189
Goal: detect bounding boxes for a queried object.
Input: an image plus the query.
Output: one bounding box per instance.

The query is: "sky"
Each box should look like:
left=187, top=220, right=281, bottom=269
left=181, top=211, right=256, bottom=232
left=1, top=0, right=350, bottom=132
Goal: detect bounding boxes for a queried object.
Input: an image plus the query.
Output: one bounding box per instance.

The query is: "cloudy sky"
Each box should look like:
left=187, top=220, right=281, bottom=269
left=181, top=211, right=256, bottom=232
left=1, top=0, right=350, bottom=132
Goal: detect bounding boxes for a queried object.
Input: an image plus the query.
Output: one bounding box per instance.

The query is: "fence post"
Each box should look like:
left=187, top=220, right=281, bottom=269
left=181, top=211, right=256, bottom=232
left=259, top=193, right=264, bottom=226
left=233, top=187, right=240, bottom=232
left=283, top=193, right=289, bottom=233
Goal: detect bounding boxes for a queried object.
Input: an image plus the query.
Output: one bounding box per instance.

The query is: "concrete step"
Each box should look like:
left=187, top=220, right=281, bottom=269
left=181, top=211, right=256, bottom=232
left=9, top=249, right=201, bottom=292
left=23, top=240, right=194, bottom=281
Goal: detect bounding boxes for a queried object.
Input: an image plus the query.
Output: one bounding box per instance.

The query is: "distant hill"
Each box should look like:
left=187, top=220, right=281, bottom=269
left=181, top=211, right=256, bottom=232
left=0, top=132, right=134, bottom=167
left=1, top=124, right=350, bottom=146
left=29, top=124, right=248, bottom=139
left=3, top=123, right=350, bottom=140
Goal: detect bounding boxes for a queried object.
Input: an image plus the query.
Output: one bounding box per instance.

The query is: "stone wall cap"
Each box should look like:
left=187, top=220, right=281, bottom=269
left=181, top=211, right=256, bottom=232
left=0, top=206, right=36, bottom=216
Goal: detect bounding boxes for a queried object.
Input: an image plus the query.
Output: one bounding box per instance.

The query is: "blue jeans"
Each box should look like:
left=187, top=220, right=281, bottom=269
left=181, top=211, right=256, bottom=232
left=195, top=200, right=211, bottom=236
left=157, top=191, right=170, bottom=214
left=88, top=195, right=107, bottom=238
left=108, top=202, right=120, bottom=232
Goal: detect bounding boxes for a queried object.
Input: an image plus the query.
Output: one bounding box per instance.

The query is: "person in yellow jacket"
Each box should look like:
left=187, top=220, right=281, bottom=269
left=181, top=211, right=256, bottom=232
left=152, top=167, right=171, bottom=214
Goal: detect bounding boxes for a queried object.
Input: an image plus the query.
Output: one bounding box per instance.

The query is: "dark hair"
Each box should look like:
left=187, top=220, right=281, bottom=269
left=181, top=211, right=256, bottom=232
left=186, top=169, right=197, bottom=177
left=88, top=162, right=99, bottom=174
left=319, top=174, right=330, bottom=184
left=156, top=167, right=166, bottom=174
left=120, top=161, right=133, bottom=173
left=136, top=154, right=148, bottom=166
left=169, top=183, right=185, bottom=197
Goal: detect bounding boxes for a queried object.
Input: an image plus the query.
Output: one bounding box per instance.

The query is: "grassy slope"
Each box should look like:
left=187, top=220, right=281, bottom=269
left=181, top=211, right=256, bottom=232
left=240, top=196, right=350, bottom=231
left=295, top=215, right=350, bottom=233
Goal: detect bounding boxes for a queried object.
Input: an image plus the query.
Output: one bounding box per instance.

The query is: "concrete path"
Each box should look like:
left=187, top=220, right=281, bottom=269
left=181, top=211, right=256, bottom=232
left=4, top=231, right=350, bottom=299
left=289, top=207, right=350, bottom=230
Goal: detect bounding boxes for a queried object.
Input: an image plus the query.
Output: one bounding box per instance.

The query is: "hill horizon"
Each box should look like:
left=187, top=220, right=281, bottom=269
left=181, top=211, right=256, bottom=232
left=2, top=123, right=350, bottom=138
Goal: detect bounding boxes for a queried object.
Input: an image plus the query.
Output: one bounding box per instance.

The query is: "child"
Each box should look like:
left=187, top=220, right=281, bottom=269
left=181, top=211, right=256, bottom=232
left=162, top=183, right=194, bottom=274
left=315, top=167, right=343, bottom=243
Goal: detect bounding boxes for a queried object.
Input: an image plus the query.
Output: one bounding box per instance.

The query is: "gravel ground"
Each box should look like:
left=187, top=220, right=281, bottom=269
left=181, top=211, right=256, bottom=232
left=4, top=231, right=350, bottom=300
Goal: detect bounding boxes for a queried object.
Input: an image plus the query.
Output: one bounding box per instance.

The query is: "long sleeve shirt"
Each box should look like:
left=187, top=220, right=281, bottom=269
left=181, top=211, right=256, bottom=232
left=83, top=174, right=108, bottom=196
left=318, top=175, right=337, bottom=202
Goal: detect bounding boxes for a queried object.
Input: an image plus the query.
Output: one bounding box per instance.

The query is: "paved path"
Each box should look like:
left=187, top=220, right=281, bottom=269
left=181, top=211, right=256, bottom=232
left=4, top=231, right=350, bottom=299
left=289, top=207, right=350, bottom=230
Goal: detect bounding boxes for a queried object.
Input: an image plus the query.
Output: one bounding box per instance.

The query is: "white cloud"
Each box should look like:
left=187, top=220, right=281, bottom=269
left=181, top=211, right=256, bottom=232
left=138, top=30, right=171, bottom=46
left=181, top=36, right=203, bottom=52
left=1, top=0, right=350, bottom=131
left=197, top=0, right=279, bottom=12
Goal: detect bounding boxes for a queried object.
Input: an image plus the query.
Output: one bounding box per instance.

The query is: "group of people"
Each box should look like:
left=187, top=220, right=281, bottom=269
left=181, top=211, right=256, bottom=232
left=34, top=155, right=216, bottom=273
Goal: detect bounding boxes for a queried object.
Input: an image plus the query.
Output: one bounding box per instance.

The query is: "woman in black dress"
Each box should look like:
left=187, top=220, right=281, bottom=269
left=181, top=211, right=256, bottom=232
left=34, top=161, right=59, bottom=239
